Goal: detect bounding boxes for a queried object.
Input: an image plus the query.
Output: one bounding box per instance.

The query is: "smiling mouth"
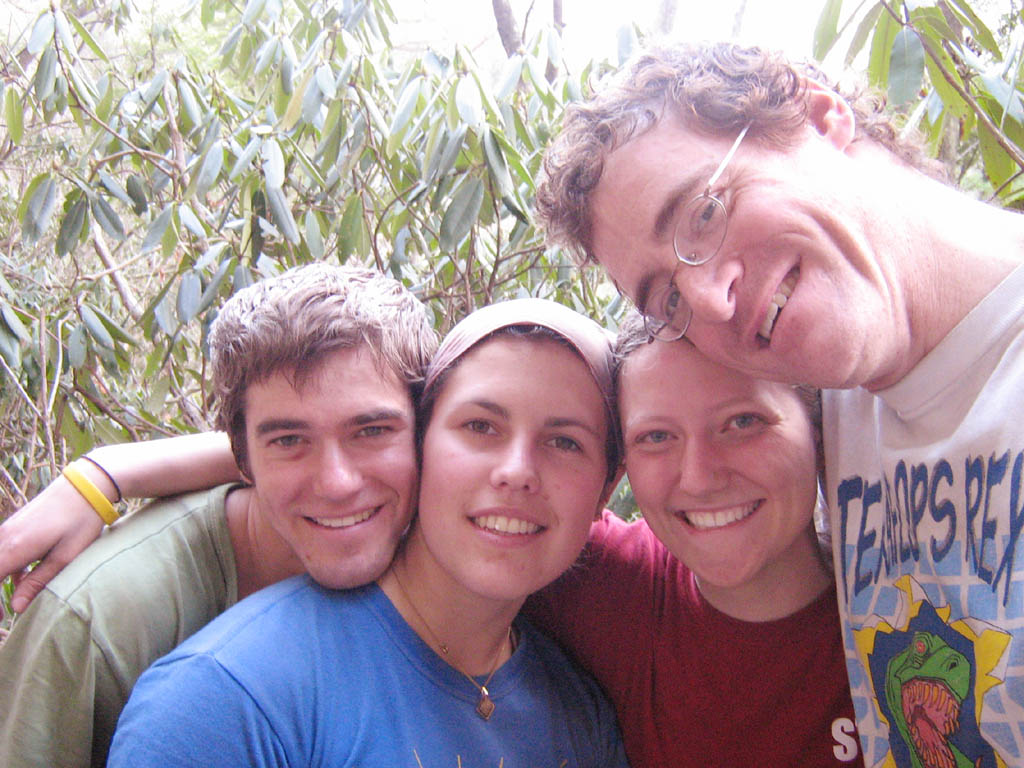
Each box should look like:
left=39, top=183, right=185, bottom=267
left=472, top=514, right=542, bottom=535
left=680, top=501, right=761, bottom=531
left=309, top=506, right=379, bottom=529
left=757, top=269, right=798, bottom=342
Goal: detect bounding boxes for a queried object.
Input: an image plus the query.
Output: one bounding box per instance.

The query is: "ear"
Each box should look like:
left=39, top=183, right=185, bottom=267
left=803, top=78, right=855, bottom=152
left=595, top=464, right=627, bottom=520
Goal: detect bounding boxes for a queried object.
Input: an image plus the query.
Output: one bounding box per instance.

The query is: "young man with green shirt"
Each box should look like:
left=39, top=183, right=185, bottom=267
left=0, top=263, right=436, bottom=768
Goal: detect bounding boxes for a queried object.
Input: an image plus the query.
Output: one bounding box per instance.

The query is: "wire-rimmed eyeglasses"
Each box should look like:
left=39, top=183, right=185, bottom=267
left=643, top=123, right=751, bottom=342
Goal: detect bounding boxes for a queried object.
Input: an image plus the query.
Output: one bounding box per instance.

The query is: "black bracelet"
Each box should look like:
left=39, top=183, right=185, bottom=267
left=79, top=454, right=123, bottom=503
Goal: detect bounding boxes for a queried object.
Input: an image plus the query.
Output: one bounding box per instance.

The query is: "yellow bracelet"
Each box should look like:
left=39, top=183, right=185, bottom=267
left=62, top=461, right=119, bottom=525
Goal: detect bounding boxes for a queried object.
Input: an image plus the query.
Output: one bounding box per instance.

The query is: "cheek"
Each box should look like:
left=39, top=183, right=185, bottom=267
left=625, top=454, right=669, bottom=509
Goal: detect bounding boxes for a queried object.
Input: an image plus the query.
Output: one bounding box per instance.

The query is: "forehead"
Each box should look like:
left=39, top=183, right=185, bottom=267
left=620, top=338, right=801, bottom=411
left=590, top=118, right=742, bottom=300
left=439, top=336, right=603, bottom=410
left=245, top=345, right=413, bottom=419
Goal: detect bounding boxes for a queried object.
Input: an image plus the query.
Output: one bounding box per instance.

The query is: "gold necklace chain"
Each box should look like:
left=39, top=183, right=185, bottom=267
left=391, top=568, right=511, bottom=721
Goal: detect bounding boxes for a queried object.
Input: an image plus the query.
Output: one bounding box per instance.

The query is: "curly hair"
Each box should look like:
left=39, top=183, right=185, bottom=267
left=536, top=41, right=945, bottom=264
left=209, top=263, right=438, bottom=477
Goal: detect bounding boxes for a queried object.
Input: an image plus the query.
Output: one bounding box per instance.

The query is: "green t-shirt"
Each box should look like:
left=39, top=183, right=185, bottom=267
left=0, top=484, right=238, bottom=768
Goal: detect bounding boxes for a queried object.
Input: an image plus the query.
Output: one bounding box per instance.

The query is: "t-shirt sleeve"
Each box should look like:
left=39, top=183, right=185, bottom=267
left=108, top=653, right=289, bottom=768
left=0, top=590, right=101, bottom=768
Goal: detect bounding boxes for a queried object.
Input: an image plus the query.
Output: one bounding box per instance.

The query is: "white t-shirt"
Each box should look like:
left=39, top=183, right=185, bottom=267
left=824, top=262, right=1024, bottom=768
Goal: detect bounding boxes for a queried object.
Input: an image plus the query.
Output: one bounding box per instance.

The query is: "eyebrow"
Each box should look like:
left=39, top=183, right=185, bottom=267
left=254, top=408, right=407, bottom=435
left=469, top=400, right=604, bottom=439
left=651, top=165, right=716, bottom=239
left=631, top=164, right=718, bottom=312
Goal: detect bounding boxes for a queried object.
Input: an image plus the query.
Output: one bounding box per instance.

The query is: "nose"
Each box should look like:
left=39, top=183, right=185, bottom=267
left=675, top=256, right=741, bottom=326
left=490, top=438, right=540, bottom=494
left=675, top=438, right=727, bottom=496
left=314, top=443, right=363, bottom=499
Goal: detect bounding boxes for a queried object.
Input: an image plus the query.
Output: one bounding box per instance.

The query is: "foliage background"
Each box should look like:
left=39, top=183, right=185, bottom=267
left=0, top=0, right=1021, bottom=627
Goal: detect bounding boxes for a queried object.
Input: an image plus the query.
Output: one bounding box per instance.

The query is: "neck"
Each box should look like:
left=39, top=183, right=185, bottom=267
left=378, top=526, right=518, bottom=676
left=852, top=151, right=1024, bottom=389
left=226, top=486, right=304, bottom=599
left=696, top=523, right=832, bottom=622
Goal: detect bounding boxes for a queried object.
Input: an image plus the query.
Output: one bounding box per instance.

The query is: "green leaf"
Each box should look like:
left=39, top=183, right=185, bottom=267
left=23, top=175, right=58, bottom=244
left=178, top=79, right=201, bottom=129
left=27, top=12, right=55, bottom=55
left=80, top=304, right=115, bottom=349
left=845, top=3, right=884, bottom=66
left=194, top=140, right=224, bottom=199
left=304, top=211, right=324, bottom=260
left=241, top=0, right=268, bottom=27
left=868, top=6, right=899, bottom=89
left=66, top=324, right=87, bottom=368
left=977, top=121, right=1014, bottom=188
left=315, top=63, right=337, bottom=100
left=439, top=176, right=484, bottom=252
left=126, top=175, right=148, bottom=214
left=176, top=271, right=202, bottom=323
left=433, top=124, right=467, bottom=183
left=67, top=13, right=108, bottom=63
left=262, top=138, right=285, bottom=189
left=947, top=0, right=1000, bottom=59
left=813, top=0, right=843, bottom=61
left=179, top=204, right=206, bottom=237
left=154, top=296, right=177, bottom=336
left=34, top=46, right=57, bottom=102
left=889, top=27, right=925, bottom=106
left=56, top=197, right=88, bottom=256
left=281, top=66, right=315, bottom=131
left=482, top=128, right=512, bottom=197
left=91, top=196, right=126, bottom=241
left=920, top=37, right=968, bottom=119
left=197, top=257, right=234, bottom=313
left=387, top=76, right=421, bottom=153
left=265, top=186, right=299, bottom=243
left=455, top=75, right=483, bottom=129
left=98, top=171, right=132, bottom=207
left=142, top=205, right=175, bottom=253
left=88, top=304, right=139, bottom=345
left=230, top=136, right=262, bottom=179
left=54, top=11, right=76, bottom=61
left=4, top=89, right=23, bottom=145
left=0, top=304, right=31, bottom=345
left=0, top=325, right=21, bottom=370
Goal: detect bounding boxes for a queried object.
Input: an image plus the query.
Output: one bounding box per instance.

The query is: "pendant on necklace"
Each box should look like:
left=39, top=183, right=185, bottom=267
left=475, top=687, right=496, bottom=720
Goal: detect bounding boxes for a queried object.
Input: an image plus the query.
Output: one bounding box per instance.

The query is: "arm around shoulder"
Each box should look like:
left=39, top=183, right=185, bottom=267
left=0, top=432, right=238, bottom=612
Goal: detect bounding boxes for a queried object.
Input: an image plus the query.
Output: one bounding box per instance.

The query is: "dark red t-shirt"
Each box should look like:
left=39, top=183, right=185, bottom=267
left=525, top=511, right=864, bottom=768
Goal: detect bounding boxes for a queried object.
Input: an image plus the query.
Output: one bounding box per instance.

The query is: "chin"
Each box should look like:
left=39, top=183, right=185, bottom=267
left=308, top=557, right=392, bottom=590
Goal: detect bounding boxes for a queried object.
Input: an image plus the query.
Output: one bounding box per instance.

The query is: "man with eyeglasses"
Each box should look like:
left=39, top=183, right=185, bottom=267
left=537, top=42, right=1024, bottom=768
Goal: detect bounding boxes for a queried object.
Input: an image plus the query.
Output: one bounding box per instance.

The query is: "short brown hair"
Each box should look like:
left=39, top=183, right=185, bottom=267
left=536, top=41, right=945, bottom=264
left=209, top=263, right=438, bottom=476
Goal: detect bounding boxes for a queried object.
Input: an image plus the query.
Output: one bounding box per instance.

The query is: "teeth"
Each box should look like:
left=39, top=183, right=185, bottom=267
left=683, top=502, right=759, bottom=531
left=758, top=270, right=798, bottom=341
left=312, top=509, right=374, bottom=528
left=472, top=515, right=540, bottom=535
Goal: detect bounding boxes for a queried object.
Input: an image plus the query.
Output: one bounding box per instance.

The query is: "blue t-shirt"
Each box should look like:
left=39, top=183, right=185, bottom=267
left=109, top=576, right=629, bottom=767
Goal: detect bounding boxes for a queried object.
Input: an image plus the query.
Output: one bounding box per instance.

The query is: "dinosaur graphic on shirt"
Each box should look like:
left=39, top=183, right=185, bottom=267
left=852, top=576, right=1010, bottom=768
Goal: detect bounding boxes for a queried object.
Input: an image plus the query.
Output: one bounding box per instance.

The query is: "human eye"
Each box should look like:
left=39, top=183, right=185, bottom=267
left=548, top=435, right=583, bottom=453
left=683, top=195, right=725, bottom=242
left=635, top=429, right=672, bottom=446
left=356, top=424, right=392, bottom=438
left=464, top=419, right=497, bottom=436
left=724, top=412, right=766, bottom=432
left=269, top=434, right=305, bottom=449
